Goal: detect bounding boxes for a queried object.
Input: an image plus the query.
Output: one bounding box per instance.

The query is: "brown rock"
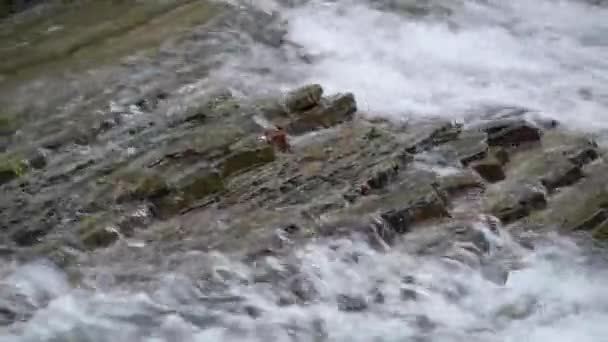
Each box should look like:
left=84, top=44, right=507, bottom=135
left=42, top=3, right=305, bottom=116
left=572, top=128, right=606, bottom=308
left=381, top=194, right=449, bottom=234
left=471, top=157, right=505, bottom=183
left=264, top=127, right=291, bottom=152
left=487, top=123, right=541, bottom=147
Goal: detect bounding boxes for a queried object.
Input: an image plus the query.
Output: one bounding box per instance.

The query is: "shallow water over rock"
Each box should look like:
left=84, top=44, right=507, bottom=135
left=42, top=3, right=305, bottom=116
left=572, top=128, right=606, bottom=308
left=1, top=228, right=608, bottom=342
left=1, top=0, right=608, bottom=341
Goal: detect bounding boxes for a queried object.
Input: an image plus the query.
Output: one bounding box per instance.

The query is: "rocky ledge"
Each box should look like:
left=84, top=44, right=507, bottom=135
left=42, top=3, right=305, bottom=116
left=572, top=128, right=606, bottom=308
left=0, top=81, right=606, bottom=278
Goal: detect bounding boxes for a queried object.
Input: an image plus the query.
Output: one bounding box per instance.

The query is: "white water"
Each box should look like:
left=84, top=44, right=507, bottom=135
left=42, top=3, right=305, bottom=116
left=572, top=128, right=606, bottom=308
left=2, top=0, right=608, bottom=340
left=218, top=0, right=608, bottom=131
left=1, top=228, right=608, bottom=341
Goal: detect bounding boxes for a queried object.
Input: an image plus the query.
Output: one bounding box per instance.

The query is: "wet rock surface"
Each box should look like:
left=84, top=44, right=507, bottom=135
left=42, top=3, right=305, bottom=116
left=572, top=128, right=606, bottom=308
left=1, top=0, right=608, bottom=340
left=0, top=74, right=606, bottom=266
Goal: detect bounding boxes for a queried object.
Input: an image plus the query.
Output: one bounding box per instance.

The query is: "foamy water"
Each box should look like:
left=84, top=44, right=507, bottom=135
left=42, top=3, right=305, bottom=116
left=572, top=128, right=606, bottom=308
left=217, top=0, right=608, bottom=131
left=1, top=227, right=608, bottom=341
left=2, top=0, right=608, bottom=340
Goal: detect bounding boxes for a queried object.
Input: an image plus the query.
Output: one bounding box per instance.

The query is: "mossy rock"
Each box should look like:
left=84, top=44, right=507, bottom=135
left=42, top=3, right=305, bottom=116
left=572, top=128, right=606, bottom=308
left=528, top=161, right=608, bottom=231
left=485, top=182, right=547, bottom=224
left=592, top=221, right=608, bottom=240
left=0, top=113, right=17, bottom=136
left=221, top=145, right=275, bottom=178
left=150, top=172, right=224, bottom=218
left=284, top=84, right=323, bottom=112
left=181, top=171, right=225, bottom=201
left=0, top=154, right=28, bottom=185
left=286, top=93, right=357, bottom=135
left=79, top=216, right=120, bottom=250
left=172, top=91, right=240, bottom=126
left=114, top=170, right=169, bottom=203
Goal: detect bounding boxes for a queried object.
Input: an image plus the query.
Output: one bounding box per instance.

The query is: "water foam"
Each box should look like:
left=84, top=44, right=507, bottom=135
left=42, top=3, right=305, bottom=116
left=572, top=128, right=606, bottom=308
left=1, top=230, right=608, bottom=341
left=217, top=0, right=608, bottom=131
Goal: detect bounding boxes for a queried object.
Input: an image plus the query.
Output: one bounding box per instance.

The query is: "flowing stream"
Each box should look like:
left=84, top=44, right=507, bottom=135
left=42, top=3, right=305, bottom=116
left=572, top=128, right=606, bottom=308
left=1, top=0, right=608, bottom=341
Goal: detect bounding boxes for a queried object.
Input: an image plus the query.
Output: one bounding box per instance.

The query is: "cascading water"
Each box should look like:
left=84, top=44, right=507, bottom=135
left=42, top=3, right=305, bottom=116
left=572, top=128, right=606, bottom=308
left=1, top=223, right=608, bottom=341
left=1, top=0, right=608, bottom=341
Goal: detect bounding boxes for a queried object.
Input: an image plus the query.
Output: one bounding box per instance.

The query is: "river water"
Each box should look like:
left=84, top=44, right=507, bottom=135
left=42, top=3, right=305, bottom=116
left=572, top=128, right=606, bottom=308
left=2, top=0, right=608, bottom=341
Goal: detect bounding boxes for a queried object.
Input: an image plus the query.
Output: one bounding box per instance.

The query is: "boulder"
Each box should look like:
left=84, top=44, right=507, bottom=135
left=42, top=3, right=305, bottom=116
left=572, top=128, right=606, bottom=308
left=286, top=93, right=357, bottom=135
left=284, top=84, right=323, bottom=113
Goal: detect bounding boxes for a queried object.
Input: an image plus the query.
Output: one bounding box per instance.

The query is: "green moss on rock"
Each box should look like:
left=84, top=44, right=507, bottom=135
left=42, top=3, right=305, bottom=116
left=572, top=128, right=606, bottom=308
left=221, top=145, right=275, bottom=178
left=151, top=172, right=225, bottom=218
left=182, top=171, right=225, bottom=200
left=286, top=93, right=357, bottom=135
left=592, top=221, right=608, bottom=240
left=0, top=154, right=28, bottom=185
left=0, top=113, right=17, bottom=136
left=114, top=170, right=169, bottom=202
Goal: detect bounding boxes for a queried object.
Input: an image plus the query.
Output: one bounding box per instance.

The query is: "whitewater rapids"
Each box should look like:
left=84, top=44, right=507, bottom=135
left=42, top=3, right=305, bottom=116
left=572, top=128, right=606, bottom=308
left=2, top=0, right=608, bottom=341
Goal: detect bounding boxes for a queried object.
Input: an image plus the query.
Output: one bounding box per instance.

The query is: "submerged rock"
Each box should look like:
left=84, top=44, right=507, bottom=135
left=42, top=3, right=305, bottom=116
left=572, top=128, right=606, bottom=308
left=337, top=294, right=368, bottom=312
